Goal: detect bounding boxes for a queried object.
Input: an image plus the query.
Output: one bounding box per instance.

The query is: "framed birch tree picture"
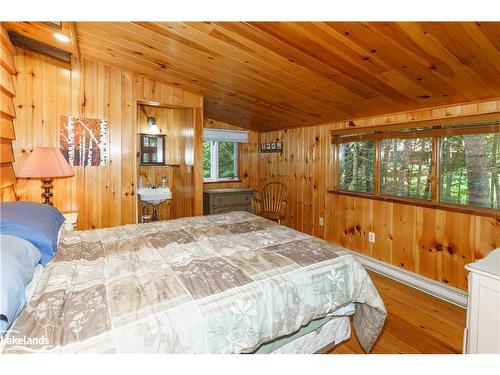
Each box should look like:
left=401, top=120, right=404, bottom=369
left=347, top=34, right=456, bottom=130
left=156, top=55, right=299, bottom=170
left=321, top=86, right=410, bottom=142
left=59, top=116, right=108, bottom=166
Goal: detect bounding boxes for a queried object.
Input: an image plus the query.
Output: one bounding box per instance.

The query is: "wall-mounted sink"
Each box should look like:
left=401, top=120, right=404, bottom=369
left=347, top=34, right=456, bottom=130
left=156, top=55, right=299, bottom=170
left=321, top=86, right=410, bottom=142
left=137, top=187, right=172, bottom=205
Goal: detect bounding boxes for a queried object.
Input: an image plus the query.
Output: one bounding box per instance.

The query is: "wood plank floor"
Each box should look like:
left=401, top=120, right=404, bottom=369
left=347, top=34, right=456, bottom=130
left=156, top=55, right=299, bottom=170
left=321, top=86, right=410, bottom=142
left=328, top=271, right=466, bottom=354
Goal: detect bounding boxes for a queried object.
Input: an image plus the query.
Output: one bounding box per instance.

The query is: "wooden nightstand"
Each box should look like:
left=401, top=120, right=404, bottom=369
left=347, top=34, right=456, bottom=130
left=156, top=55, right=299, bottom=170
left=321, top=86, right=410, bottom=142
left=62, top=212, right=78, bottom=231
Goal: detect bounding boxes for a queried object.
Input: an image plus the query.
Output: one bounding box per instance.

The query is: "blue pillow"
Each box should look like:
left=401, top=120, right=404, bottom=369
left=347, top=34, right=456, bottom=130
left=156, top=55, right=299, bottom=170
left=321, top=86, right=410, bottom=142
left=0, top=235, right=41, bottom=335
left=0, top=201, right=65, bottom=265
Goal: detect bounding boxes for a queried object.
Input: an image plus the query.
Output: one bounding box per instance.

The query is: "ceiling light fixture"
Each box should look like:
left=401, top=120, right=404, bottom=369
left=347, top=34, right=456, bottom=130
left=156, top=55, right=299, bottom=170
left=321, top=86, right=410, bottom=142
left=53, top=32, right=70, bottom=43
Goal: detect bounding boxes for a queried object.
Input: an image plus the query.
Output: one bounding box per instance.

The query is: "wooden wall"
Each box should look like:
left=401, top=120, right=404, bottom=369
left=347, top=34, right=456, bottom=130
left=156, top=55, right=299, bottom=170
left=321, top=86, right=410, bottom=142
left=12, top=48, right=203, bottom=229
left=259, top=99, right=500, bottom=290
left=203, top=118, right=260, bottom=191
left=0, top=26, right=17, bottom=202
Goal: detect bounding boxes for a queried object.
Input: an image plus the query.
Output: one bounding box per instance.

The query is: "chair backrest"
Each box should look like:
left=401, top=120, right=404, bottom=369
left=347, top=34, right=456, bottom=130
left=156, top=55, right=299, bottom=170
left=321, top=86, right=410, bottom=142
left=260, top=182, right=287, bottom=214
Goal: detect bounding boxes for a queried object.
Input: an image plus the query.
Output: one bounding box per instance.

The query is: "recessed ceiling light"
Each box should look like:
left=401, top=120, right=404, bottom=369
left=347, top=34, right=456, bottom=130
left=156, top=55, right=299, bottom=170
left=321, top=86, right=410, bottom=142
left=53, top=32, right=70, bottom=43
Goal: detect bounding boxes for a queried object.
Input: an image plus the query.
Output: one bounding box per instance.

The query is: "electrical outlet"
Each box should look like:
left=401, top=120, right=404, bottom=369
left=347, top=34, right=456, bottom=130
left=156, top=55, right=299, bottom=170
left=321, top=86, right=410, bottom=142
left=368, top=232, right=376, bottom=243
left=319, top=217, right=324, bottom=226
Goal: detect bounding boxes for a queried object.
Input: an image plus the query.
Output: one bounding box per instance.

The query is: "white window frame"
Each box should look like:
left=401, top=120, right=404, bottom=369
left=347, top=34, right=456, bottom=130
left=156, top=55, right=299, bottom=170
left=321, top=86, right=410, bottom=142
left=204, top=140, right=239, bottom=182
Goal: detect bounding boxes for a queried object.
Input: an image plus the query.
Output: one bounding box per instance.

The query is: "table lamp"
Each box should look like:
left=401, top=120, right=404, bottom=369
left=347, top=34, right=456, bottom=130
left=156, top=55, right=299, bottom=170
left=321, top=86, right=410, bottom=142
left=17, top=147, right=74, bottom=205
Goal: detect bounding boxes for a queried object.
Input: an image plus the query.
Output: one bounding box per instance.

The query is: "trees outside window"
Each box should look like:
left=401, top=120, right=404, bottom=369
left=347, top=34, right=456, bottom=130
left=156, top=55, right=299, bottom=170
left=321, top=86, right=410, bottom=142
left=202, top=140, right=211, bottom=179
left=203, top=140, right=238, bottom=181
left=339, top=140, right=374, bottom=193
left=218, top=141, right=237, bottom=179
left=440, top=133, right=499, bottom=209
left=333, top=121, right=499, bottom=213
left=381, top=137, right=432, bottom=200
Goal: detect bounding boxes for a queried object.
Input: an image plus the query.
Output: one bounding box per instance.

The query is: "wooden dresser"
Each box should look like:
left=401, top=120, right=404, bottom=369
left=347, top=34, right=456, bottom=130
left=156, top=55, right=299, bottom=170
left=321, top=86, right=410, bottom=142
left=203, top=188, right=256, bottom=215
left=464, top=248, right=500, bottom=353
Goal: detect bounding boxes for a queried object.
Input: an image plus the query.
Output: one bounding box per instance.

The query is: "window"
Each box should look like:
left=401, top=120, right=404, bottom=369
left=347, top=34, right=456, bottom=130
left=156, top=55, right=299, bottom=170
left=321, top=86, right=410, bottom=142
left=331, top=119, right=499, bottom=215
left=440, top=133, right=499, bottom=209
left=339, top=140, right=374, bottom=193
left=381, top=137, right=432, bottom=200
left=203, top=128, right=248, bottom=182
left=203, top=140, right=238, bottom=181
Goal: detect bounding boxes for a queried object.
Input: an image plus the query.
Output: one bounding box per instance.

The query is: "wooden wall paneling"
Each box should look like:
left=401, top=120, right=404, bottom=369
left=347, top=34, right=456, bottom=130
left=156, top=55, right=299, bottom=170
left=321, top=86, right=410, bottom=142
left=329, top=99, right=500, bottom=134
left=0, top=25, right=17, bottom=201
left=0, top=113, right=15, bottom=140
left=354, top=197, right=373, bottom=257
left=392, top=203, right=416, bottom=271
left=178, top=109, right=191, bottom=218
left=0, top=164, right=15, bottom=189
left=0, top=90, right=15, bottom=118
left=10, top=52, right=25, bottom=199
left=52, top=54, right=72, bottom=212
left=302, top=128, right=310, bottom=234
left=107, top=66, right=122, bottom=227
left=295, top=129, right=303, bottom=233
left=0, top=64, right=15, bottom=97
left=192, top=107, right=203, bottom=215
left=259, top=99, right=499, bottom=290
left=12, top=49, right=203, bottom=229
left=290, top=128, right=299, bottom=230
left=0, top=40, right=16, bottom=75
left=441, top=211, right=473, bottom=288
left=317, top=124, right=328, bottom=240
left=70, top=58, right=84, bottom=227
left=0, top=185, right=16, bottom=201
left=415, top=207, right=444, bottom=282
left=26, top=50, right=42, bottom=203
left=120, top=71, right=135, bottom=227
left=0, top=138, right=14, bottom=163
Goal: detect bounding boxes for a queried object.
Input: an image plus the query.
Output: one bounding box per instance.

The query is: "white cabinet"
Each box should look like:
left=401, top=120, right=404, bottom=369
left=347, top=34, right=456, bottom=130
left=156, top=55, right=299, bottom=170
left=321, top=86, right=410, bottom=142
left=464, top=248, right=500, bottom=354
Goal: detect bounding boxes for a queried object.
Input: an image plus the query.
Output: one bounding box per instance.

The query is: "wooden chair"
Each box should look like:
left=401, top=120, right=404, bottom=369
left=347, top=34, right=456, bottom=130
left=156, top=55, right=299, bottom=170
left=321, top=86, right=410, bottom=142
left=252, top=182, right=287, bottom=225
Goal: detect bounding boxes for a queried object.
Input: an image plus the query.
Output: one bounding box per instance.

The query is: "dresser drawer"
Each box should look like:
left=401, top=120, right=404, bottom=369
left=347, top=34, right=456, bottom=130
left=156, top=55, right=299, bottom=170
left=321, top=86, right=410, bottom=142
left=212, top=193, right=252, bottom=208
left=212, top=205, right=252, bottom=214
left=203, top=188, right=256, bottom=215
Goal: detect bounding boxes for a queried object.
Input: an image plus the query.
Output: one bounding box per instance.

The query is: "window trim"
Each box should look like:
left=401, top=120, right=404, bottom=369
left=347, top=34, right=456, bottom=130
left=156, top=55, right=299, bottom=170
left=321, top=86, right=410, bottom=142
left=203, top=140, right=239, bottom=183
left=329, top=120, right=500, bottom=218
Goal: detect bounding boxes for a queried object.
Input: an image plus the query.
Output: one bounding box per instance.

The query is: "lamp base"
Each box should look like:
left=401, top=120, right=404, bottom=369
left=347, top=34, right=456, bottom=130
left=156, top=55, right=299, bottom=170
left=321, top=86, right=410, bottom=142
left=41, top=178, right=54, bottom=205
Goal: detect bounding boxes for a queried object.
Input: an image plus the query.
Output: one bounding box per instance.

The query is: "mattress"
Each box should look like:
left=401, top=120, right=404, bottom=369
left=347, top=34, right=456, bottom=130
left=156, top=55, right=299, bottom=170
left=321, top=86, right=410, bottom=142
left=256, top=304, right=355, bottom=353
left=1, top=211, right=386, bottom=353
left=270, top=316, right=351, bottom=354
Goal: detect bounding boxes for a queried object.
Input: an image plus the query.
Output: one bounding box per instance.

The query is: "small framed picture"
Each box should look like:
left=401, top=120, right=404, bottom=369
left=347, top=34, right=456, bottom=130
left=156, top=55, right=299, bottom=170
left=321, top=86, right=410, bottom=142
left=265, top=143, right=271, bottom=150
left=271, top=142, right=276, bottom=150
left=261, top=143, right=266, bottom=152
left=276, top=142, right=282, bottom=151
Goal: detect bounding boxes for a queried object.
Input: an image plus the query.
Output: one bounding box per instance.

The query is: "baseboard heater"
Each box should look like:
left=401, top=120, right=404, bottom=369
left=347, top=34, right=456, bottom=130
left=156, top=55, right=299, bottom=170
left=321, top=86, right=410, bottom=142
left=346, top=250, right=468, bottom=309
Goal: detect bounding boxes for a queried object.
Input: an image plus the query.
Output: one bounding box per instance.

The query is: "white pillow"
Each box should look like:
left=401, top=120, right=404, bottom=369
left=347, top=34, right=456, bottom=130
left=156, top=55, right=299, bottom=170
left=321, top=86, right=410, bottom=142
left=25, top=264, right=44, bottom=303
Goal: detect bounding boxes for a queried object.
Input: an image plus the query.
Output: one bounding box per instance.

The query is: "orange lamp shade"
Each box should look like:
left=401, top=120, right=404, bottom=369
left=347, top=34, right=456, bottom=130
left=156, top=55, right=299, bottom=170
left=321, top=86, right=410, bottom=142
left=18, top=147, right=74, bottom=178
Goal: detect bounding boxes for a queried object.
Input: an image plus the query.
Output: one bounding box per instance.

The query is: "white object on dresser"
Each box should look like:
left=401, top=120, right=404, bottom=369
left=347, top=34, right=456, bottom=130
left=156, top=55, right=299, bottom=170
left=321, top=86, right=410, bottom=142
left=464, top=248, right=500, bottom=354
left=62, top=212, right=78, bottom=231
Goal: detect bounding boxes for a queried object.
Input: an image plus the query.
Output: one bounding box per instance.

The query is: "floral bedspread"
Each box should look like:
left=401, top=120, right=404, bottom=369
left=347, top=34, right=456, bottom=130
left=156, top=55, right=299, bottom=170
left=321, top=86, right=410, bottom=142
left=1, top=211, right=386, bottom=353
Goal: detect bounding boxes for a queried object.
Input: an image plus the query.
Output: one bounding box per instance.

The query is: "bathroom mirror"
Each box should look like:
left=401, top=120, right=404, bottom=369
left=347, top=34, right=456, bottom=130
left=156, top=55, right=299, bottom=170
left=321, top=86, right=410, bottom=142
left=140, top=134, right=166, bottom=165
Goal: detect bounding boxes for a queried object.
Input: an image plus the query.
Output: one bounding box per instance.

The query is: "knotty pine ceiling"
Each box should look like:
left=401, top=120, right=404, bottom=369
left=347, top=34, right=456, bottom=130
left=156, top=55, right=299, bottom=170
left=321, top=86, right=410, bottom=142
left=4, top=22, right=500, bottom=131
